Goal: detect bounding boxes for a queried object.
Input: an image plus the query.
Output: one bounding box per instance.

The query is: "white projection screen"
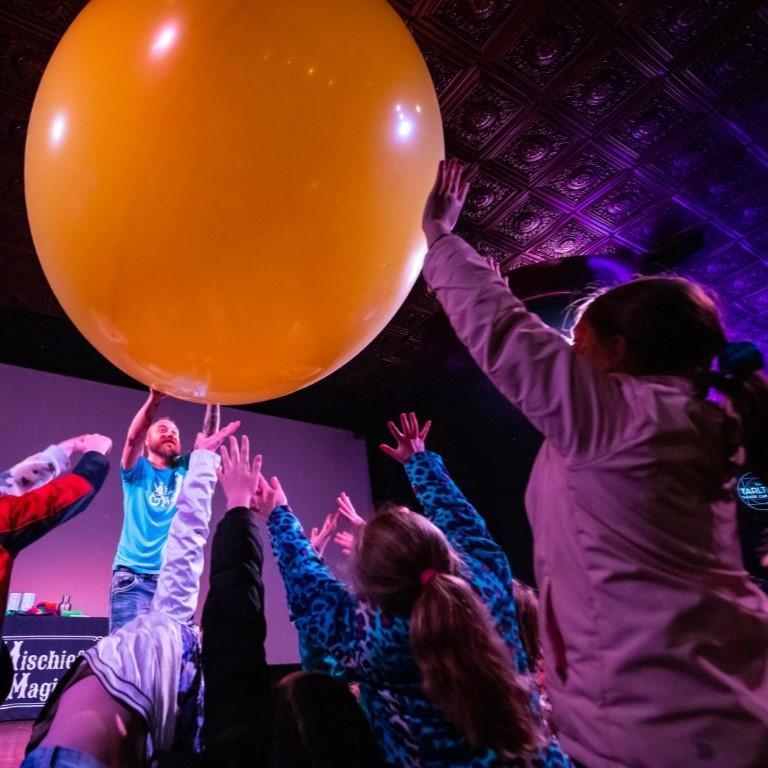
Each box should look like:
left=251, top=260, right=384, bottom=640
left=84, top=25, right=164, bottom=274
left=1, top=361, right=372, bottom=664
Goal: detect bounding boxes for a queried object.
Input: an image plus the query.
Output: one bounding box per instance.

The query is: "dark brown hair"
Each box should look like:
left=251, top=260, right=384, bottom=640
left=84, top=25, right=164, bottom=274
left=577, top=276, right=768, bottom=476
left=512, top=580, right=541, bottom=669
left=271, top=671, right=385, bottom=768
left=353, top=505, right=542, bottom=758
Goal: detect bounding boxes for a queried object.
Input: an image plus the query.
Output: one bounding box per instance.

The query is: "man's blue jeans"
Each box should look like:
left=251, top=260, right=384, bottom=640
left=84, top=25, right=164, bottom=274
left=22, top=746, right=108, bottom=768
left=108, top=567, right=158, bottom=633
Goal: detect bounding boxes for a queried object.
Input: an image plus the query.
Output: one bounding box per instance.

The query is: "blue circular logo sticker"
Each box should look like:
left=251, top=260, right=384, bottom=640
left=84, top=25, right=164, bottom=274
left=737, top=473, right=768, bottom=512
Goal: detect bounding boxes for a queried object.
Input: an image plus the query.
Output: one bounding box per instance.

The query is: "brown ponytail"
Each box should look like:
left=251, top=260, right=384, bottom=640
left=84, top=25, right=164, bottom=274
left=353, top=506, right=542, bottom=758
left=411, top=573, right=542, bottom=757
left=512, top=580, right=542, bottom=668
left=709, top=370, right=768, bottom=478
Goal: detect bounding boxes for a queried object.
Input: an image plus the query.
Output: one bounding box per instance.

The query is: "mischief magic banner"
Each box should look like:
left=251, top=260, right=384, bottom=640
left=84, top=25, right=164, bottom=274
left=1, top=616, right=107, bottom=720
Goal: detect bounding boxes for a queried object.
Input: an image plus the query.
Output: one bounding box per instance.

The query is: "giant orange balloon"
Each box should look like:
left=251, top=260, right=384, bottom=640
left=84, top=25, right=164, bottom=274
left=25, top=0, right=443, bottom=404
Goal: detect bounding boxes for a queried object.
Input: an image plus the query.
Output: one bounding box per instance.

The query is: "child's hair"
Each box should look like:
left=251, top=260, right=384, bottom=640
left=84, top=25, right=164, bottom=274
left=352, top=504, right=542, bottom=758
left=271, top=671, right=385, bottom=768
left=576, top=276, right=768, bottom=476
left=512, top=580, right=541, bottom=669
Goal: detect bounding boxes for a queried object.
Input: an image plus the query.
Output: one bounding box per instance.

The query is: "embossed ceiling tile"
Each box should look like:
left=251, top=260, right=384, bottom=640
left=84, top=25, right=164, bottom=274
left=650, top=123, right=733, bottom=182
left=451, top=221, right=476, bottom=243
left=725, top=317, right=768, bottom=352
left=608, top=89, right=695, bottom=157
left=680, top=243, right=755, bottom=283
left=738, top=286, right=768, bottom=316
left=0, top=24, right=56, bottom=101
left=0, top=204, right=33, bottom=248
left=430, top=0, right=517, bottom=48
left=461, top=168, right=520, bottom=224
left=388, top=301, right=439, bottom=330
left=331, top=357, right=391, bottom=391
left=0, top=275, right=49, bottom=312
left=723, top=80, right=768, bottom=140
left=2, top=0, right=86, bottom=30
left=584, top=176, right=656, bottom=228
left=683, top=152, right=766, bottom=212
left=559, top=50, right=645, bottom=125
left=513, top=253, right=549, bottom=267
left=475, top=239, right=516, bottom=270
left=746, top=225, right=768, bottom=254
left=720, top=301, right=752, bottom=326
left=0, top=100, right=29, bottom=156
left=598, top=0, right=654, bottom=23
left=590, top=239, right=644, bottom=267
left=492, top=196, right=563, bottom=245
left=689, top=14, right=768, bottom=96
left=501, top=4, right=589, bottom=88
left=638, top=0, right=741, bottom=59
left=443, top=80, right=524, bottom=151
left=494, top=117, right=572, bottom=180
left=541, top=146, right=622, bottom=204
left=475, top=240, right=552, bottom=272
left=531, top=219, right=604, bottom=260
left=738, top=315, right=768, bottom=339
left=410, top=289, right=442, bottom=317
left=719, top=189, right=768, bottom=235
left=383, top=321, right=419, bottom=340
left=711, top=309, right=760, bottom=343
left=0, top=156, right=25, bottom=209
left=416, top=38, right=467, bottom=96
left=0, top=243, right=46, bottom=284
left=714, top=261, right=768, bottom=299
left=696, top=222, right=734, bottom=255
left=372, top=325, right=412, bottom=353
left=41, top=289, right=65, bottom=318
left=617, top=199, right=702, bottom=249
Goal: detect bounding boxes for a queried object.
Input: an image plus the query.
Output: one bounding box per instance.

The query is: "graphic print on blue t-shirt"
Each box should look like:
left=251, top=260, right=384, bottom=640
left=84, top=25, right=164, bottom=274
left=113, top=454, right=190, bottom=573
left=148, top=478, right=181, bottom=509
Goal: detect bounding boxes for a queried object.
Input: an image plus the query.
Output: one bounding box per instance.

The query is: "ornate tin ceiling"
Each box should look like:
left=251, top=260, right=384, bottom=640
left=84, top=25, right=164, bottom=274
left=1, top=0, right=767, bottom=427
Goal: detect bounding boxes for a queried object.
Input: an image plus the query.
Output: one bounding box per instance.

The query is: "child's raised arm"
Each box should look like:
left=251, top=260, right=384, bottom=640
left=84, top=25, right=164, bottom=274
left=422, top=160, right=626, bottom=459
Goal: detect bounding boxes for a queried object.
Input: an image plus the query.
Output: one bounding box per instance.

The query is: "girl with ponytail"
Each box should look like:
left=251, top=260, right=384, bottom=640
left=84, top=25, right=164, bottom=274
left=421, top=158, right=768, bottom=768
left=257, top=414, right=571, bottom=767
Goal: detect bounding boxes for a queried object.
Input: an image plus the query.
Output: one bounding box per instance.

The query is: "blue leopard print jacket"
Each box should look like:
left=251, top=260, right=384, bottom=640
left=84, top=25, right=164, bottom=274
left=268, top=450, right=572, bottom=768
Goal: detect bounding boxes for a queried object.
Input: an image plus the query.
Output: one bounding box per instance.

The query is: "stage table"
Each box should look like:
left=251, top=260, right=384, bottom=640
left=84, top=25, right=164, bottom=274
left=0, top=615, right=107, bottom=721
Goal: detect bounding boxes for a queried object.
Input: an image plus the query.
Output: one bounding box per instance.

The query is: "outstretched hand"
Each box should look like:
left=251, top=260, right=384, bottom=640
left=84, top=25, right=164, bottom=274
left=80, top=434, right=113, bottom=456
left=379, top=412, right=431, bottom=464
left=422, top=158, right=470, bottom=247
left=194, top=420, right=240, bottom=452
left=253, top=473, right=287, bottom=518
left=334, top=530, right=355, bottom=557
left=217, top=435, right=262, bottom=510
left=60, top=434, right=113, bottom=457
left=336, top=492, right=365, bottom=527
left=310, top=512, right=339, bottom=557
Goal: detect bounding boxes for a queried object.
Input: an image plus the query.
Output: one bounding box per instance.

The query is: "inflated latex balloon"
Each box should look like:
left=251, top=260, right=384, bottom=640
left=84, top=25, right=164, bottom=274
left=25, top=0, right=443, bottom=403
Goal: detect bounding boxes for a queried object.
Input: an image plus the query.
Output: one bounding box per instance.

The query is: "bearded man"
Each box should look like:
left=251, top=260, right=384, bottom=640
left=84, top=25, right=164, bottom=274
left=110, top=389, right=188, bottom=632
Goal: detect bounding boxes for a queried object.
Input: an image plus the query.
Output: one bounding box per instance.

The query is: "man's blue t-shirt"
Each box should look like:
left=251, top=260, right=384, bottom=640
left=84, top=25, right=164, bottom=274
left=113, top=454, right=190, bottom=573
